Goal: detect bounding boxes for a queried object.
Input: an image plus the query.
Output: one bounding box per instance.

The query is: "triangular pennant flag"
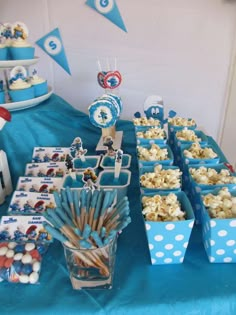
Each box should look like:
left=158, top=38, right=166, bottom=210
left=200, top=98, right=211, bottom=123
left=86, top=0, right=127, bottom=33
left=36, top=28, right=71, bottom=75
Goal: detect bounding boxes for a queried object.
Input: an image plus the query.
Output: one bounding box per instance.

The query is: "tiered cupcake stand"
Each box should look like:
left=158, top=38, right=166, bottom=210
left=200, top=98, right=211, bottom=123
left=0, top=58, right=53, bottom=111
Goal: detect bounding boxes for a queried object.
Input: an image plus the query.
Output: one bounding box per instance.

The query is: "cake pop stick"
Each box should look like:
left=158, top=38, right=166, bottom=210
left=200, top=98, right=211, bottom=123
left=72, top=190, right=82, bottom=230
left=92, top=190, right=105, bottom=230
left=88, top=189, right=100, bottom=226
left=96, top=190, right=111, bottom=232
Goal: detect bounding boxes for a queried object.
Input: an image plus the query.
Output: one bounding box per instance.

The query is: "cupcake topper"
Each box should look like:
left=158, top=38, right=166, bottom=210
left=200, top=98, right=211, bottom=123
left=82, top=168, right=97, bottom=191
left=1, top=23, right=13, bottom=39
left=12, top=21, right=29, bottom=40
left=70, top=137, right=87, bottom=162
left=103, top=136, right=115, bottom=156
left=10, top=66, right=27, bottom=82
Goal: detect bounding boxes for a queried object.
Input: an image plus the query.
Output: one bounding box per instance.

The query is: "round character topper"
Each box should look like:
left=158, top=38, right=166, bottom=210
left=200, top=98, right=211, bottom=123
left=12, top=21, right=29, bottom=40
left=104, top=71, right=122, bottom=89
left=10, top=66, right=27, bottom=81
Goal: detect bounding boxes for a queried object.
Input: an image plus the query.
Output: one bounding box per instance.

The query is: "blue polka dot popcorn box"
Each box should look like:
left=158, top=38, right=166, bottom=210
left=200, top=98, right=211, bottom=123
left=176, top=143, right=220, bottom=177
left=139, top=165, right=182, bottom=194
left=200, top=189, right=236, bottom=263
left=141, top=191, right=195, bottom=265
left=135, top=127, right=167, bottom=146
left=137, top=143, right=174, bottom=168
left=183, top=163, right=236, bottom=224
left=167, top=118, right=197, bottom=153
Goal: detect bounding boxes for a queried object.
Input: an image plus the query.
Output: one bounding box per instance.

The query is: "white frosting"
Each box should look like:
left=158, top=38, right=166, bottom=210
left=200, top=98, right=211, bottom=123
left=30, top=75, right=46, bottom=85
left=10, top=78, right=31, bottom=90
left=0, top=42, right=6, bottom=48
left=11, top=38, right=31, bottom=48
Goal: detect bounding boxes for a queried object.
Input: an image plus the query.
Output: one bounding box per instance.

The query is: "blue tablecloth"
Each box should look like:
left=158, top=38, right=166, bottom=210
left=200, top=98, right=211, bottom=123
left=0, top=94, right=236, bottom=315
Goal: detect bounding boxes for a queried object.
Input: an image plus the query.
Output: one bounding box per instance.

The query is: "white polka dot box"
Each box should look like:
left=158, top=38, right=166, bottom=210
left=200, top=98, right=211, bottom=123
left=137, top=143, right=174, bottom=168
left=184, top=164, right=236, bottom=224
left=139, top=165, right=182, bottom=194
left=167, top=119, right=197, bottom=151
left=200, top=189, right=236, bottom=263
left=173, top=130, right=208, bottom=155
left=142, top=191, right=195, bottom=265
left=171, top=130, right=208, bottom=163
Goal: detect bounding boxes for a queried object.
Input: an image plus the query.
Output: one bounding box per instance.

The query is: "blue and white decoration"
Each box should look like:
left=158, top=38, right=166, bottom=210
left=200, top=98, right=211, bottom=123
left=201, top=206, right=236, bottom=263
left=143, top=191, right=195, bottom=265
left=36, top=28, right=71, bottom=75
left=85, top=0, right=127, bottom=33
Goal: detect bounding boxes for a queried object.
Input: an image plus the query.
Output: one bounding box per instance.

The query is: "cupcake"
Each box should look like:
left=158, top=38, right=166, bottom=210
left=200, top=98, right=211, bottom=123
left=9, top=22, right=34, bottom=60
left=0, top=23, right=12, bottom=59
left=0, top=80, right=5, bottom=104
left=30, top=69, right=48, bottom=97
left=8, top=66, right=34, bottom=102
left=0, top=39, right=8, bottom=61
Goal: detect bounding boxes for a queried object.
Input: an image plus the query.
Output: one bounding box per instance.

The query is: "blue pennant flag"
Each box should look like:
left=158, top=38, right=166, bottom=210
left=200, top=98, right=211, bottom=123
left=36, top=28, right=71, bottom=75
left=86, top=0, right=127, bottom=33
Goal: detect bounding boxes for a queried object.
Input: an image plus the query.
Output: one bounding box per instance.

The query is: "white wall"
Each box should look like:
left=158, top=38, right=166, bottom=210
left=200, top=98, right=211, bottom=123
left=2, top=0, right=236, bottom=140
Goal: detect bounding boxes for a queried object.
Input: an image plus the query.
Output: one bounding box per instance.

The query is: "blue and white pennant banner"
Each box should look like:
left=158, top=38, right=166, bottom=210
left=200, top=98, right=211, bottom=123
left=36, top=28, right=71, bottom=75
left=86, top=0, right=127, bottom=33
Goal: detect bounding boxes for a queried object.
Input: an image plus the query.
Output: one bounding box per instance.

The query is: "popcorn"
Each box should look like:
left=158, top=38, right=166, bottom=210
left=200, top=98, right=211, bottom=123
left=140, top=164, right=182, bottom=189
left=168, top=117, right=196, bottom=127
left=189, top=166, right=236, bottom=185
left=183, top=143, right=218, bottom=159
left=137, top=144, right=169, bottom=161
left=136, top=127, right=165, bottom=139
left=176, top=129, right=201, bottom=142
left=202, top=187, right=236, bottom=219
left=133, top=117, right=161, bottom=126
left=142, top=193, right=186, bottom=222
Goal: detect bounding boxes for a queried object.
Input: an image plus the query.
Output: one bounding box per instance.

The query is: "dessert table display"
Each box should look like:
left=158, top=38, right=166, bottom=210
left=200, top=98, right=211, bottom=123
left=0, top=94, right=236, bottom=314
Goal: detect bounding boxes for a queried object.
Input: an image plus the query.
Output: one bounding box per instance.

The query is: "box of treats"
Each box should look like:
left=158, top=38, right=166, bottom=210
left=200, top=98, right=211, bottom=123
left=184, top=163, right=236, bottom=224
left=141, top=191, right=195, bottom=265
left=177, top=143, right=220, bottom=172
left=167, top=117, right=197, bottom=151
left=16, top=177, right=63, bottom=193
left=133, top=117, right=162, bottom=129
left=200, top=187, right=236, bottom=263
left=139, top=164, right=182, bottom=194
left=137, top=143, right=174, bottom=167
left=136, top=127, right=167, bottom=145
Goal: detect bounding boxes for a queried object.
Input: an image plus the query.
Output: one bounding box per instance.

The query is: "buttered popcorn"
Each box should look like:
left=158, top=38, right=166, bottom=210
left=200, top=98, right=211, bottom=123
left=176, top=129, right=201, bottom=142
left=133, top=117, right=161, bottom=126
left=142, top=193, right=186, bottom=222
left=202, top=187, right=236, bottom=219
left=168, top=116, right=196, bottom=127
left=189, top=166, right=236, bottom=185
left=137, top=144, right=169, bottom=161
left=136, top=127, right=166, bottom=139
left=140, top=164, right=182, bottom=189
left=183, top=143, right=218, bottom=159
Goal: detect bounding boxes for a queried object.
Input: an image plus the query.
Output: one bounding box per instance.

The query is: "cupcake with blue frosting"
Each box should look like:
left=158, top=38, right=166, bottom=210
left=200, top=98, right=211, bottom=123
left=30, top=69, right=48, bottom=97
left=8, top=66, right=34, bottom=102
left=0, top=80, right=5, bottom=104
left=9, top=22, right=34, bottom=60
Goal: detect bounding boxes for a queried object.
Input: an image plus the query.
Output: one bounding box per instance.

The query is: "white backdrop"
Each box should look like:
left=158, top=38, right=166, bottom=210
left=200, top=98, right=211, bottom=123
left=1, top=0, right=236, bottom=140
